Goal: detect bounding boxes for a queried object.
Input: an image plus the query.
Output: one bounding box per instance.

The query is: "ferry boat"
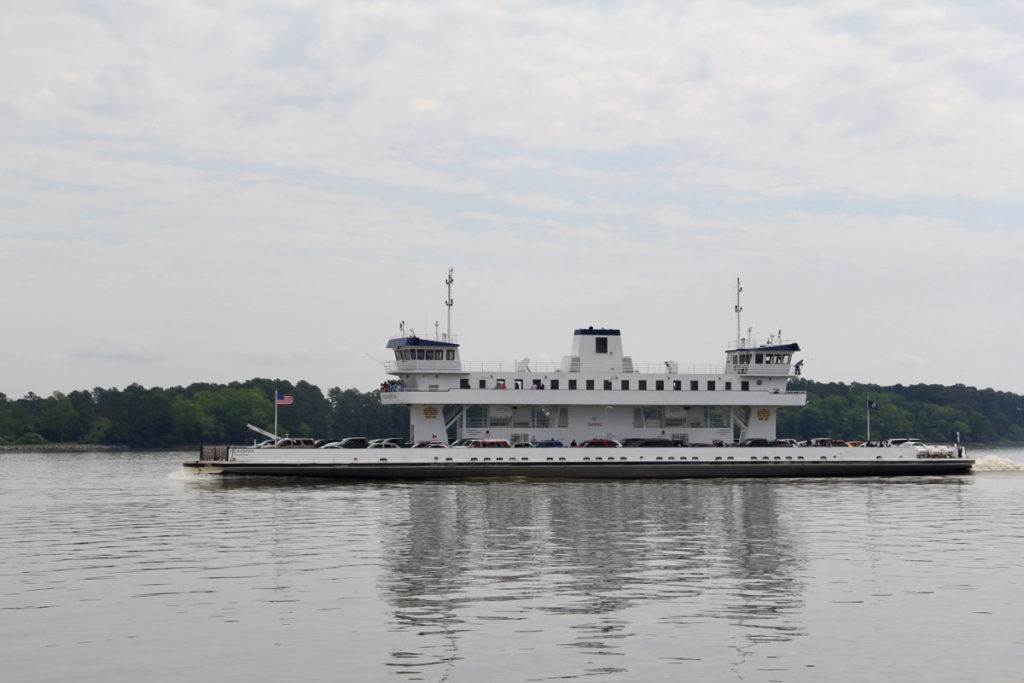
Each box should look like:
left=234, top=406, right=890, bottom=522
left=185, top=273, right=972, bottom=479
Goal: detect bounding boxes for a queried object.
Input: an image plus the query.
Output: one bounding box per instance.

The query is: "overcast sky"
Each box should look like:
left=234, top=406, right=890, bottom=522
left=2, top=0, right=1023, bottom=399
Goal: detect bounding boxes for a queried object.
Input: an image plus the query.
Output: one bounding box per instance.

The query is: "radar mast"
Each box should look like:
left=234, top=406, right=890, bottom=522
left=445, top=268, right=454, bottom=341
left=735, top=278, right=743, bottom=348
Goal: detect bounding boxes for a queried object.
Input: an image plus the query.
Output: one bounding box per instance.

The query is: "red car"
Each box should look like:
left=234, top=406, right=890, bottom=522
left=580, top=439, right=622, bottom=448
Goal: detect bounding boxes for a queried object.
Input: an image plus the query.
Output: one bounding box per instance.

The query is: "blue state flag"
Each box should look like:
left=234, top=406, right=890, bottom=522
left=867, top=399, right=878, bottom=410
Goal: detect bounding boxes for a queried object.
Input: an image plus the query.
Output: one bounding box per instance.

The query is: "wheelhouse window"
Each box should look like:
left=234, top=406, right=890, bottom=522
left=446, top=350, right=456, bottom=360
left=755, top=353, right=763, bottom=364
left=425, top=350, right=434, bottom=360
left=417, top=349, right=425, bottom=360
left=596, top=337, right=608, bottom=353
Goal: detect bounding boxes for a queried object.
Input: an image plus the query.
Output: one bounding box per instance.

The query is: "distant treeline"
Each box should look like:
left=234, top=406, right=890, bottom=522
left=0, top=379, right=408, bottom=448
left=777, top=379, right=1024, bottom=444
left=0, top=378, right=1021, bottom=448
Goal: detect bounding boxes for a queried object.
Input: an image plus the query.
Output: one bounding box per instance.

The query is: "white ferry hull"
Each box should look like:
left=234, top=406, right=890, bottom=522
left=185, top=446, right=974, bottom=479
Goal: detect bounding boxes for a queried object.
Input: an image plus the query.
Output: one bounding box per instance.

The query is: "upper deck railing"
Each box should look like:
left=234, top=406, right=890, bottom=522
left=383, top=359, right=796, bottom=376
left=725, top=337, right=798, bottom=350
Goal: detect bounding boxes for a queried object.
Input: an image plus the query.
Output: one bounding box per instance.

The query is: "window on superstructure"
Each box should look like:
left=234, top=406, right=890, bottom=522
left=603, top=380, right=612, bottom=390
left=447, top=350, right=456, bottom=360
left=394, top=350, right=401, bottom=360
left=621, top=380, right=629, bottom=390
left=639, top=380, right=647, bottom=390
left=514, top=379, right=523, bottom=390
left=417, top=349, right=425, bottom=360
left=568, top=379, right=577, bottom=390
left=707, top=381, right=716, bottom=391
left=741, top=381, right=749, bottom=391
left=479, top=379, right=486, bottom=388
left=497, top=379, right=506, bottom=389
left=673, top=380, right=681, bottom=390
left=656, top=380, right=664, bottom=390
left=725, top=381, right=732, bottom=390
left=551, top=379, right=559, bottom=390
left=460, top=379, right=470, bottom=389
left=425, top=350, right=434, bottom=360
left=596, top=337, right=608, bottom=353
left=690, top=380, right=699, bottom=391
left=586, top=379, right=595, bottom=390
left=755, top=353, right=763, bottom=364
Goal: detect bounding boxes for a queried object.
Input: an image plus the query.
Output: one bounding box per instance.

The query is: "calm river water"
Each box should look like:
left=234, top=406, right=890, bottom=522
left=2, top=448, right=1024, bottom=682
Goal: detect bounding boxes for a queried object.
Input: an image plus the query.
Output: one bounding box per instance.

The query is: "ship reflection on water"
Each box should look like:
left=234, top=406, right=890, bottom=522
left=377, top=480, right=807, bottom=677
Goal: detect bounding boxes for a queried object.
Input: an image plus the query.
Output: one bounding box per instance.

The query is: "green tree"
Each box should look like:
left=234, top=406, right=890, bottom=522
left=37, top=392, right=82, bottom=442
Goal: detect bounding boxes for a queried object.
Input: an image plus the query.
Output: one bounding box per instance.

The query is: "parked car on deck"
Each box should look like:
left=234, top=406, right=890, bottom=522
left=580, top=439, right=621, bottom=447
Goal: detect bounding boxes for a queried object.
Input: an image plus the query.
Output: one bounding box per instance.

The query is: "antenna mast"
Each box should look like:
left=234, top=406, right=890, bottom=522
left=445, top=268, right=454, bottom=341
left=735, top=277, right=743, bottom=347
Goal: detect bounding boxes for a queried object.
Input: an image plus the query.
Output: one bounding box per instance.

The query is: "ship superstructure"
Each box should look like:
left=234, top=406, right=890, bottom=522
left=380, top=275, right=805, bottom=446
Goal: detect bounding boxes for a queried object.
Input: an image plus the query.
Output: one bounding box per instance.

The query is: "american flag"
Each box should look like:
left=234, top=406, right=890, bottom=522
left=275, top=393, right=294, bottom=406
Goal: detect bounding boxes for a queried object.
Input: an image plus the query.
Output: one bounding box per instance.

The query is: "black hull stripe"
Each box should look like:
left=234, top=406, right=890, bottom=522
left=184, top=459, right=975, bottom=480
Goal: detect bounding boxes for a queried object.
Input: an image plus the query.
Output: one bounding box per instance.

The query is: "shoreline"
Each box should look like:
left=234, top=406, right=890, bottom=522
left=0, top=444, right=193, bottom=453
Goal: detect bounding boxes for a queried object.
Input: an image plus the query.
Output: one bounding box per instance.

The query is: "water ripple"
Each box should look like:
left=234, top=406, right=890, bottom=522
left=1, top=449, right=1024, bottom=681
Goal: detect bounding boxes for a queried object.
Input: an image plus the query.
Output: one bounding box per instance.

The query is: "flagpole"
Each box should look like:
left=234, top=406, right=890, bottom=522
left=274, top=387, right=278, bottom=437
left=866, top=397, right=871, bottom=442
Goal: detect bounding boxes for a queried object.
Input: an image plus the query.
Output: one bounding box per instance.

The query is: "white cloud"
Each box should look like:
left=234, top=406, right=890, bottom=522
left=1, top=1, right=1023, bottom=398
left=69, top=337, right=167, bottom=363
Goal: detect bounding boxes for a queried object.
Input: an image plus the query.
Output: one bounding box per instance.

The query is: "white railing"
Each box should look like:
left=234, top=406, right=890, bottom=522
left=384, top=360, right=732, bottom=375
left=384, top=359, right=799, bottom=377
left=725, top=337, right=798, bottom=350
